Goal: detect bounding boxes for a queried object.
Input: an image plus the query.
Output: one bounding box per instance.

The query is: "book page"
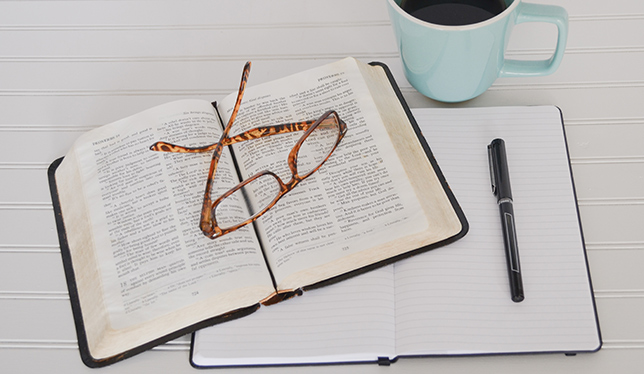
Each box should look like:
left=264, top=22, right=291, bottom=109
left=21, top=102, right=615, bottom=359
left=216, top=57, right=429, bottom=289
left=192, top=266, right=396, bottom=367
left=394, top=106, right=601, bottom=355
left=64, top=99, right=274, bottom=330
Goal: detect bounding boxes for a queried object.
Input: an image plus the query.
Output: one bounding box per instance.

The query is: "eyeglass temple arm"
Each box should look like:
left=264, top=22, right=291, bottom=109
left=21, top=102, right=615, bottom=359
left=198, top=141, right=226, bottom=238
left=149, top=120, right=319, bottom=153
left=200, top=61, right=251, bottom=238
left=149, top=60, right=251, bottom=154
left=222, top=61, right=251, bottom=138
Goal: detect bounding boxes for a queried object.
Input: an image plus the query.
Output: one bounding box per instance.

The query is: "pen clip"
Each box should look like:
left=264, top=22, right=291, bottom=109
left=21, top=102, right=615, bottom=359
left=487, top=144, right=497, bottom=195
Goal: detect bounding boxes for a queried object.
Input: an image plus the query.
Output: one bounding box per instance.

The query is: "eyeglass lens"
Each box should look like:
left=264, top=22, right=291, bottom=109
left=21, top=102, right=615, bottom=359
left=296, top=113, right=342, bottom=178
left=214, top=173, right=282, bottom=230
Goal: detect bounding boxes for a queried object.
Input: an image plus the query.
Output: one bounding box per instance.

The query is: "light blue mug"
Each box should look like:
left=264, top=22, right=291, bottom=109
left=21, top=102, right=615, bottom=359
left=386, top=0, right=568, bottom=102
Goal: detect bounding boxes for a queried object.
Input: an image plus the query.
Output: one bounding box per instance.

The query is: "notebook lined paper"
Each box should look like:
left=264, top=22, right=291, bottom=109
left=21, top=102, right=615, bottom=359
left=395, top=106, right=600, bottom=355
left=191, top=106, right=601, bottom=367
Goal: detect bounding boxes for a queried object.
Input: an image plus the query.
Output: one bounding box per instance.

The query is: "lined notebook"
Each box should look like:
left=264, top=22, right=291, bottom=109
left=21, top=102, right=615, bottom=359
left=191, top=106, right=602, bottom=367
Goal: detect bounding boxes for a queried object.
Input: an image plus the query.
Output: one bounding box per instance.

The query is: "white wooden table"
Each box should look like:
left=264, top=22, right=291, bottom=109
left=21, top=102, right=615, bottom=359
left=1, top=0, right=643, bottom=372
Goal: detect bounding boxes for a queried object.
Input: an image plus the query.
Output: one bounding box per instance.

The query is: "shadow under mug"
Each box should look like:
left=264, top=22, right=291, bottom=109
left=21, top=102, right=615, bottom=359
left=386, top=0, right=568, bottom=103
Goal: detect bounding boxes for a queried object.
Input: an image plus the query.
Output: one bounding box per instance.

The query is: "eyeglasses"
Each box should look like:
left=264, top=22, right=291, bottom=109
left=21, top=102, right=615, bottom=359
left=150, top=62, right=347, bottom=239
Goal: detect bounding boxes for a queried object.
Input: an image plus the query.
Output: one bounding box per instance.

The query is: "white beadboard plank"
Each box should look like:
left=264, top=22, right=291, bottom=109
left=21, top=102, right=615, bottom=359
left=578, top=205, right=644, bottom=244
left=1, top=17, right=644, bottom=63
left=475, top=15, right=644, bottom=55
left=0, top=209, right=59, bottom=246
left=0, top=61, right=250, bottom=93
left=0, top=168, right=53, bottom=204
left=588, top=250, right=644, bottom=291
left=595, top=298, right=644, bottom=341
left=565, top=124, right=644, bottom=160
left=0, top=0, right=390, bottom=27
left=0, top=59, right=377, bottom=95
left=0, top=299, right=77, bottom=341
left=0, top=349, right=196, bottom=374
left=0, top=131, right=80, bottom=164
left=0, top=21, right=643, bottom=85
left=572, top=163, right=644, bottom=200
left=0, top=2, right=643, bottom=55
left=496, top=50, right=644, bottom=87
left=0, top=95, right=216, bottom=128
left=567, top=17, right=644, bottom=50
left=0, top=26, right=397, bottom=60
left=1, top=0, right=644, bottom=28
left=395, top=348, right=644, bottom=374
left=403, top=85, right=644, bottom=123
left=1, top=348, right=644, bottom=374
left=0, top=252, right=66, bottom=293
left=535, top=0, right=644, bottom=17
left=0, top=298, right=192, bottom=344
left=3, top=49, right=644, bottom=95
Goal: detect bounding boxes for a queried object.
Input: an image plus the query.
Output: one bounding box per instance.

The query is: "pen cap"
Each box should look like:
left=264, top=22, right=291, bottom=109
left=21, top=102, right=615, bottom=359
left=489, top=138, right=513, bottom=200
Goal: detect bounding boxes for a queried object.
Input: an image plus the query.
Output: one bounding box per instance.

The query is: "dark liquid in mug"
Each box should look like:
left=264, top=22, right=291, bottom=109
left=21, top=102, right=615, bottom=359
left=400, top=0, right=508, bottom=26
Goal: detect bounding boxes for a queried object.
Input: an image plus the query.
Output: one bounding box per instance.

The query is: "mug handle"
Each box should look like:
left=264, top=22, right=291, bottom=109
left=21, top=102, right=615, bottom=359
left=500, top=3, right=568, bottom=77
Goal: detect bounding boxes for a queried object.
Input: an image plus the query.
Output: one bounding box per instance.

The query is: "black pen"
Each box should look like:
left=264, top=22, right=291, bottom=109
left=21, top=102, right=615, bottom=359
left=488, top=138, right=524, bottom=303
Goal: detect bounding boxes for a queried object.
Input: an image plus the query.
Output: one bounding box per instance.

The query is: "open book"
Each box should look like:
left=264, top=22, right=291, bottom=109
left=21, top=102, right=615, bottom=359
left=191, top=106, right=602, bottom=367
left=47, top=58, right=467, bottom=367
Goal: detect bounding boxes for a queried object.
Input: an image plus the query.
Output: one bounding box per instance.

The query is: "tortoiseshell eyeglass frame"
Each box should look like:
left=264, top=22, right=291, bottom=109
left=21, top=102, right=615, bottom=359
left=150, top=62, right=347, bottom=239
